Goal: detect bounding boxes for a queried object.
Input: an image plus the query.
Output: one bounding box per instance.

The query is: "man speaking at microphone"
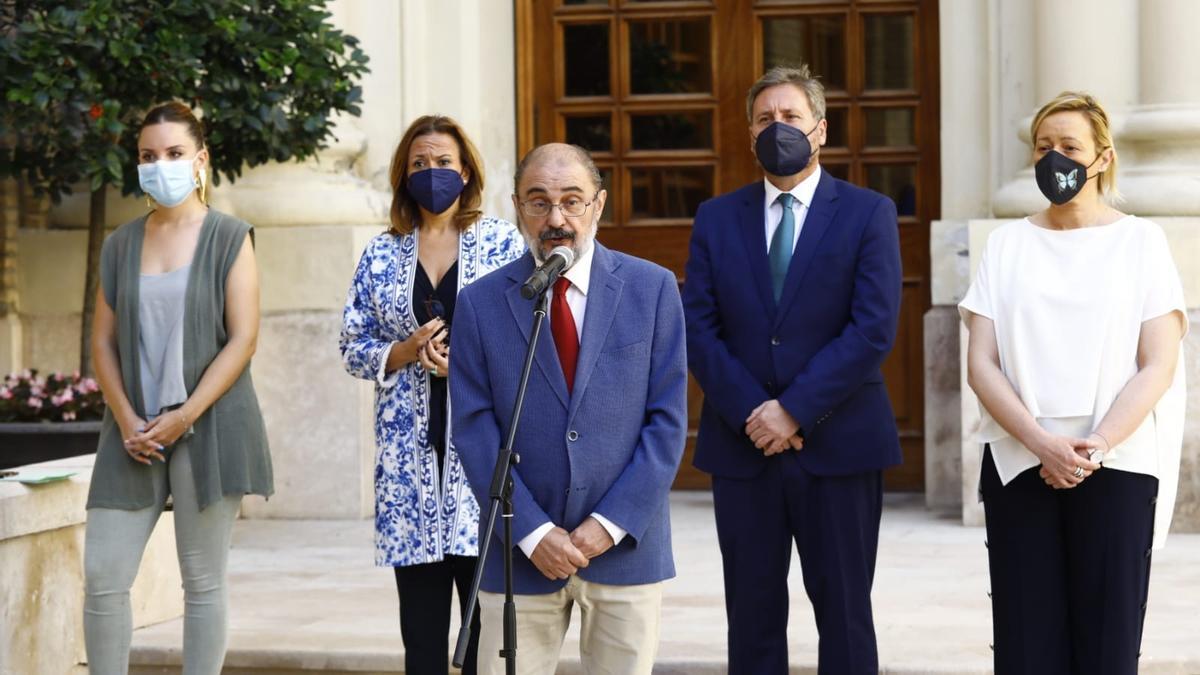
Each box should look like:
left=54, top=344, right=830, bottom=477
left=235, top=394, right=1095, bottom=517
left=450, top=142, right=687, bottom=675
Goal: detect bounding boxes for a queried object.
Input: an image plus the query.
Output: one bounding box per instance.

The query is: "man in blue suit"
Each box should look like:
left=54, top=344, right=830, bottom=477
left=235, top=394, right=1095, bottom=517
left=682, top=65, right=903, bottom=674
left=451, top=143, right=688, bottom=675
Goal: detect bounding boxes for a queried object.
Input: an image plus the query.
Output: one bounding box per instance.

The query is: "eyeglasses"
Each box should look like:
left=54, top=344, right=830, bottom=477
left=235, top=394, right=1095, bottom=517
left=518, top=192, right=599, bottom=219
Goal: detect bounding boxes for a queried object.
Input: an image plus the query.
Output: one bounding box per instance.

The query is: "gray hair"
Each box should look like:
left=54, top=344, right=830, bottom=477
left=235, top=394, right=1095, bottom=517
left=745, top=64, right=826, bottom=122
left=513, top=143, right=603, bottom=193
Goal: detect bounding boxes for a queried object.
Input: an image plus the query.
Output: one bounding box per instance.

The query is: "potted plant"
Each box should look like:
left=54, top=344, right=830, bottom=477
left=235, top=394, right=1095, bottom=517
left=0, top=370, right=106, bottom=469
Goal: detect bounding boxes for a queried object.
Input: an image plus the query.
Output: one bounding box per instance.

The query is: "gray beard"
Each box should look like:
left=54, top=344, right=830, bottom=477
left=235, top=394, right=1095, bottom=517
left=521, top=224, right=596, bottom=264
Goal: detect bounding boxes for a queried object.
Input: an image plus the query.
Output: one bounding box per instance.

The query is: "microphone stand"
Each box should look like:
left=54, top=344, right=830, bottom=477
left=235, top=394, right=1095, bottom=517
left=454, top=286, right=552, bottom=674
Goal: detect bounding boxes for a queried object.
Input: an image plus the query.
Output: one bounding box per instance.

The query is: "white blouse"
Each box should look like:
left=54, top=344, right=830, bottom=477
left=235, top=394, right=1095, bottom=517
left=959, top=216, right=1187, bottom=548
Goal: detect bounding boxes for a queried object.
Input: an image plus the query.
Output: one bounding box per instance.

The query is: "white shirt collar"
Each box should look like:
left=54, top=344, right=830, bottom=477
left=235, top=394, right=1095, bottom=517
left=561, top=239, right=595, bottom=296
left=763, top=165, right=822, bottom=209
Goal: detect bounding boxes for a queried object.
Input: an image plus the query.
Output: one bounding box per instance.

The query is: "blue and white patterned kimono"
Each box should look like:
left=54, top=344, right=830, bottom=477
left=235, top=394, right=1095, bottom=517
left=340, top=216, right=525, bottom=566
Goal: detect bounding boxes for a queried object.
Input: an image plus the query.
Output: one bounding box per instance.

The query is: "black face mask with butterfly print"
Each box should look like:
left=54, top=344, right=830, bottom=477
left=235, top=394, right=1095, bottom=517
left=1034, top=150, right=1102, bottom=205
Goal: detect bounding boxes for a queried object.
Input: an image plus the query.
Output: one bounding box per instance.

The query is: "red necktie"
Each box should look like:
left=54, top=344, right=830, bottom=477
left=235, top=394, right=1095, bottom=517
left=551, top=276, right=579, bottom=394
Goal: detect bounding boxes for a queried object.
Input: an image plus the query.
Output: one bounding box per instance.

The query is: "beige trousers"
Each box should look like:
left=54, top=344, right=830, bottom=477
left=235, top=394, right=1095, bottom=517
left=477, top=576, right=663, bottom=675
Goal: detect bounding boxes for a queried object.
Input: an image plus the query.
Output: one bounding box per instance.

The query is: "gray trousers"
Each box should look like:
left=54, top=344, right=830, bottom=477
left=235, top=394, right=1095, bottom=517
left=83, top=442, right=241, bottom=675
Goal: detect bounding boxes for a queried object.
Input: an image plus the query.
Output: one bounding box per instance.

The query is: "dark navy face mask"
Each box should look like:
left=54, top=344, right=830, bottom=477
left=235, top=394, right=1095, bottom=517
left=754, top=121, right=819, bottom=176
left=1034, top=150, right=1101, bottom=205
left=408, top=168, right=466, bottom=214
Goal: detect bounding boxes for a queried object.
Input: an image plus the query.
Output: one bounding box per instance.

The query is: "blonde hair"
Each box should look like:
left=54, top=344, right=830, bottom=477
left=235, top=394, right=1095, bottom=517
left=1030, top=91, right=1120, bottom=200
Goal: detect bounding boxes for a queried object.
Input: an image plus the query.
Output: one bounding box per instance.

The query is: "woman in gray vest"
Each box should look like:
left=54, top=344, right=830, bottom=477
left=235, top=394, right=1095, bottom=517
left=83, top=101, right=273, bottom=675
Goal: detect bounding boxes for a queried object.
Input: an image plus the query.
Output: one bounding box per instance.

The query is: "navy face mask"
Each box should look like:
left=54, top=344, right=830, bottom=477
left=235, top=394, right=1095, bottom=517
left=1034, top=150, right=1101, bottom=205
left=754, top=121, right=819, bottom=176
left=408, top=168, right=466, bottom=214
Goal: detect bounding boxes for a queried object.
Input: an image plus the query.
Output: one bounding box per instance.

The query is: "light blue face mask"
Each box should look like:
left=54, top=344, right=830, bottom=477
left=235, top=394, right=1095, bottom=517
left=138, top=157, right=200, bottom=207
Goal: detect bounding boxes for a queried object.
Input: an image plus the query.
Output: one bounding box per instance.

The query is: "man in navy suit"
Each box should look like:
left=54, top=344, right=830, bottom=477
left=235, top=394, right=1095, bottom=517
left=682, top=64, right=903, bottom=674
left=451, top=143, right=688, bottom=675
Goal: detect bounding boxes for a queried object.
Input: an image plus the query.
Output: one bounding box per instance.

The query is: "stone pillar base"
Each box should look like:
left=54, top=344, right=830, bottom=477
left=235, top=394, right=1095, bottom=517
left=239, top=224, right=381, bottom=520
left=924, top=306, right=962, bottom=513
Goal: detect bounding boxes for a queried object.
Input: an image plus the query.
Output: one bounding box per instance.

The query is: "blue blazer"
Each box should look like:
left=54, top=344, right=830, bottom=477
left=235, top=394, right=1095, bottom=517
left=682, top=172, right=903, bottom=479
left=450, top=243, right=688, bottom=595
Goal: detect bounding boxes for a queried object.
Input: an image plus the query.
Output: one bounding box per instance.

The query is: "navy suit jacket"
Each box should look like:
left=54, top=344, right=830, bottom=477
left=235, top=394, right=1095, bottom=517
left=682, top=171, right=903, bottom=479
left=450, top=243, right=688, bottom=595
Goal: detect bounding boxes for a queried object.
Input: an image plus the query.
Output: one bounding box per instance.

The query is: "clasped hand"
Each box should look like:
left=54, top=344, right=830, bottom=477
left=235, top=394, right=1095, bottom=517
left=120, top=409, right=190, bottom=465
left=745, top=400, right=804, bottom=456
left=1033, top=432, right=1104, bottom=489
left=529, top=518, right=614, bottom=580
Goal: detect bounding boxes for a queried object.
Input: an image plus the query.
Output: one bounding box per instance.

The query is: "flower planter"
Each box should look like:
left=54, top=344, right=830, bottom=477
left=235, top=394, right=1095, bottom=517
left=0, top=421, right=102, bottom=470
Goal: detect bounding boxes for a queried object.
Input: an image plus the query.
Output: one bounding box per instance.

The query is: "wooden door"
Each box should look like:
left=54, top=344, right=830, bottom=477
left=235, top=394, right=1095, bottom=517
left=517, top=0, right=938, bottom=491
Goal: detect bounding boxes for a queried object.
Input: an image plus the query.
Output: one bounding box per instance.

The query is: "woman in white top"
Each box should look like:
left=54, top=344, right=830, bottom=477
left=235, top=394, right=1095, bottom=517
left=960, top=91, right=1187, bottom=675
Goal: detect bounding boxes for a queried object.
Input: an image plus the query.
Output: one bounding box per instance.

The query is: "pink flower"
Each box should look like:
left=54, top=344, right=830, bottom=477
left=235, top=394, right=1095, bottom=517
left=0, top=387, right=11, bottom=400
left=58, top=388, right=74, bottom=403
left=30, top=386, right=43, bottom=398
left=62, top=411, right=77, bottom=421
left=27, top=397, right=42, bottom=409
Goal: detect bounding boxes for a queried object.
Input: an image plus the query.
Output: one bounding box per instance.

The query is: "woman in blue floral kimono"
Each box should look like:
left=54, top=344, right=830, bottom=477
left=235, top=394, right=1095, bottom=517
left=340, top=115, right=524, bottom=674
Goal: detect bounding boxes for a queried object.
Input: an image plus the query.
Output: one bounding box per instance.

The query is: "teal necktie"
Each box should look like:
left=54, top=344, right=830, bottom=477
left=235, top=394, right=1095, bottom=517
left=769, top=193, right=796, bottom=300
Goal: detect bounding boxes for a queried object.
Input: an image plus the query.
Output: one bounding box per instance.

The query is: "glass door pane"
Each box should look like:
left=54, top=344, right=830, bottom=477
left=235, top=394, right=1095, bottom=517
left=628, top=18, right=713, bottom=95
left=863, top=14, right=914, bottom=90
left=761, top=15, right=847, bottom=90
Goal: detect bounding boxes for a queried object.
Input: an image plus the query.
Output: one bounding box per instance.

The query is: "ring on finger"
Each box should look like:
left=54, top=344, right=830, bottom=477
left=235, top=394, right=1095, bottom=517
left=1073, top=466, right=1085, bottom=478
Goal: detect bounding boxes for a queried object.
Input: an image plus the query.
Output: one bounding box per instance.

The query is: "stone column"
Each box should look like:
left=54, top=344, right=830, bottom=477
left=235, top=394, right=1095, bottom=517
left=992, top=0, right=1139, bottom=216
left=395, top=0, right=519, bottom=220
left=1127, top=0, right=1200, bottom=533
left=1119, top=0, right=1200, bottom=216
left=218, top=3, right=391, bottom=520
left=925, top=0, right=991, bottom=513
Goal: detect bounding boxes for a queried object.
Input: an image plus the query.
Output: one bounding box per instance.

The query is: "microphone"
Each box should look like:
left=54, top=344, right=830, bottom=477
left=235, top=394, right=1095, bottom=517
left=520, top=245, right=575, bottom=300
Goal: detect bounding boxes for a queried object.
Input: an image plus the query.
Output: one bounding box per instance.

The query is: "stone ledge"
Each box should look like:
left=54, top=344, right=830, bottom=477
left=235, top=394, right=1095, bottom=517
left=0, top=453, right=94, bottom=540
left=0, top=454, right=184, bottom=675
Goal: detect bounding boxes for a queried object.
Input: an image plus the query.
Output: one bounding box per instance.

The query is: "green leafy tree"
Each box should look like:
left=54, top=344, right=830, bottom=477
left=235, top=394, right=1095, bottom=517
left=0, top=0, right=369, bottom=373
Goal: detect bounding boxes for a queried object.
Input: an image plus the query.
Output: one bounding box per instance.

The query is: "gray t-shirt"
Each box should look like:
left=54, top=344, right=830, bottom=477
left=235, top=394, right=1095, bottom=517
left=138, top=263, right=189, bottom=417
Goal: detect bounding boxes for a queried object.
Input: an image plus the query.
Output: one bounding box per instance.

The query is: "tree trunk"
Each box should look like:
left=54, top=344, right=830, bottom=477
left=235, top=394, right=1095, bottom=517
left=80, top=187, right=105, bottom=375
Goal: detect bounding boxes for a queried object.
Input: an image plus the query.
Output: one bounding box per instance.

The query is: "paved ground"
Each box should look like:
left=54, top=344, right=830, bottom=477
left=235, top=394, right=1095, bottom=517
left=129, top=493, right=1200, bottom=674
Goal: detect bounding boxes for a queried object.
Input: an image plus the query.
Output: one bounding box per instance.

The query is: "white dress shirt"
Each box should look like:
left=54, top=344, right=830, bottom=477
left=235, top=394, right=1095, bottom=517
left=763, top=166, right=822, bottom=255
left=516, top=242, right=629, bottom=557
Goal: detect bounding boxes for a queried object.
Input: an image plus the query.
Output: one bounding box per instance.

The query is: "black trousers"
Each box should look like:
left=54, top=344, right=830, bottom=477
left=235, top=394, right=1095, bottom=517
left=981, top=447, right=1158, bottom=675
left=713, top=453, right=883, bottom=675
left=394, top=555, right=481, bottom=675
